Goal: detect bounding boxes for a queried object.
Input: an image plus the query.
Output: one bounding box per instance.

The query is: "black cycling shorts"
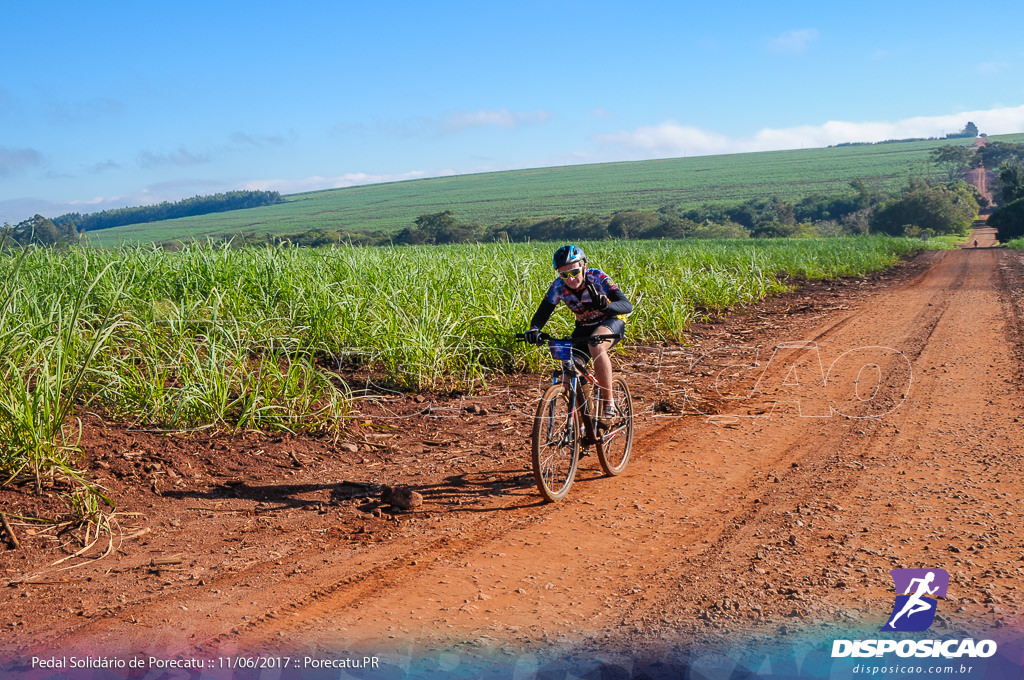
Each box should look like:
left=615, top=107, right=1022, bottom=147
left=571, top=317, right=626, bottom=359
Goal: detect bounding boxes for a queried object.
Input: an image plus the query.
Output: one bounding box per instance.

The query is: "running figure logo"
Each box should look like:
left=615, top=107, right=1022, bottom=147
left=881, top=568, right=949, bottom=632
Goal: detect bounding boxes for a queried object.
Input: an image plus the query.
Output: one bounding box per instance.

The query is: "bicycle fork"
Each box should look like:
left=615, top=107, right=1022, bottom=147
left=574, top=376, right=602, bottom=449
left=552, top=367, right=602, bottom=449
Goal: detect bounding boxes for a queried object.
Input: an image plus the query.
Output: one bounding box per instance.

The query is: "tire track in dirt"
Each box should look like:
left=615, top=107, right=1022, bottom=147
left=192, top=509, right=561, bottom=657
left=6, top=474, right=565, bottom=659
left=614, top=246, right=1024, bottom=657
left=607, top=247, right=1018, bottom=649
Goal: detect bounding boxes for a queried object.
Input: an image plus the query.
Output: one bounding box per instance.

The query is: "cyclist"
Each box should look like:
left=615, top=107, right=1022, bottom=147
left=524, top=244, right=633, bottom=426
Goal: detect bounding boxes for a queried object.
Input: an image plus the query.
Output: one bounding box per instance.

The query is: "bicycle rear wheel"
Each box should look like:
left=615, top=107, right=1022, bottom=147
left=531, top=383, right=580, bottom=502
left=597, top=376, right=633, bottom=476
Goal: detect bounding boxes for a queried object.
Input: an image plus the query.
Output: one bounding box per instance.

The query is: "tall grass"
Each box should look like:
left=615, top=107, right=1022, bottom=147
left=1, top=236, right=932, bottom=515
left=0, top=249, right=120, bottom=518
left=3, top=236, right=927, bottom=395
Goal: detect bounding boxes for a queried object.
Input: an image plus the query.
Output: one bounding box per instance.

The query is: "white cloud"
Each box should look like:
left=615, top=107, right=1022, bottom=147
left=85, top=159, right=121, bottom=174
left=0, top=193, right=146, bottom=224
left=45, top=97, right=124, bottom=124
left=768, top=28, right=819, bottom=54
left=589, top=107, right=618, bottom=120
left=147, top=178, right=225, bottom=192
left=441, top=108, right=552, bottom=132
left=70, top=196, right=122, bottom=208
left=976, top=61, right=1008, bottom=76
left=0, top=181, right=227, bottom=223
left=0, top=198, right=61, bottom=224
left=597, top=105, right=1024, bottom=159
left=138, top=147, right=210, bottom=168
left=0, top=146, right=43, bottom=177
left=229, top=132, right=289, bottom=147
left=360, top=109, right=553, bottom=140
left=598, top=122, right=734, bottom=157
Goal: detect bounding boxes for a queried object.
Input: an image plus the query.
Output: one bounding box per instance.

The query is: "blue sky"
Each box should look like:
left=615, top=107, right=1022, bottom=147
left=3, top=0, right=1024, bottom=224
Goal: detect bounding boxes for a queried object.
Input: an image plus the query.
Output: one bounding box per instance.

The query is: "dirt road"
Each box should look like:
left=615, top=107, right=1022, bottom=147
left=3, top=240, right=1024, bottom=676
left=965, top=225, right=999, bottom=249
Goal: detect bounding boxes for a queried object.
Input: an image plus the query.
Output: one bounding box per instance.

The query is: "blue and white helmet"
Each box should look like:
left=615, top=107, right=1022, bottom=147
left=553, top=244, right=586, bottom=269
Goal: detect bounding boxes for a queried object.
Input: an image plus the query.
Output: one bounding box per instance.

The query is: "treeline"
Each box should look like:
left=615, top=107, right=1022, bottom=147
left=830, top=122, right=980, bottom=148
left=977, top=140, right=1024, bottom=170
left=51, top=190, right=284, bottom=232
left=392, top=179, right=979, bottom=243
left=986, top=142, right=1024, bottom=241
left=215, top=177, right=984, bottom=250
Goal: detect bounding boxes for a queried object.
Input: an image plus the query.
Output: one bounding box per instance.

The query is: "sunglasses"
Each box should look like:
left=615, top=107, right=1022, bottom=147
left=558, top=267, right=583, bottom=279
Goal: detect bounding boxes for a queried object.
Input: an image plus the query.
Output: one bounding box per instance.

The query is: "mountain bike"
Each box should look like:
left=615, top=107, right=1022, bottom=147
left=517, top=332, right=634, bottom=502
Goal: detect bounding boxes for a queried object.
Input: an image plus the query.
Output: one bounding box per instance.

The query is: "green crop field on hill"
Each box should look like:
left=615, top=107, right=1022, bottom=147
left=82, top=135, right=1024, bottom=247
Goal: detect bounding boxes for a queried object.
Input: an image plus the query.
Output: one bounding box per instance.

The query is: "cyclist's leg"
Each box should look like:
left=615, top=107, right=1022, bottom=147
left=592, top=338, right=613, bottom=408
left=570, top=324, right=603, bottom=406
left=587, top=319, right=624, bottom=413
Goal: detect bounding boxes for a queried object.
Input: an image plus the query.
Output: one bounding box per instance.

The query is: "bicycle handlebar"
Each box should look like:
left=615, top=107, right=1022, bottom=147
left=515, top=331, right=622, bottom=346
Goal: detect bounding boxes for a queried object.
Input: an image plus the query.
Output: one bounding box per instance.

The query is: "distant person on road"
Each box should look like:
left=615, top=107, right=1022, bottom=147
left=974, top=239, right=979, bottom=248
left=524, top=244, right=633, bottom=425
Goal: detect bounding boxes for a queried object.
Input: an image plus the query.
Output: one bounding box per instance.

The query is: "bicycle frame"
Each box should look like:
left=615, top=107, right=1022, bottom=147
left=518, top=331, right=633, bottom=501
left=547, top=339, right=601, bottom=448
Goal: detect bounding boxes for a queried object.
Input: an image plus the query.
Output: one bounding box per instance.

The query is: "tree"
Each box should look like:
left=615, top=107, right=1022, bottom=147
left=413, top=210, right=458, bottom=241
left=977, top=141, right=1024, bottom=169
left=850, top=179, right=876, bottom=210
left=998, top=163, right=1024, bottom=204
left=841, top=209, right=872, bottom=235
left=401, top=211, right=485, bottom=245
left=394, top=226, right=431, bottom=245
left=944, top=121, right=979, bottom=139
left=608, top=210, right=661, bottom=239
left=870, top=182, right=978, bottom=236
left=641, top=214, right=698, bottom=239
left=8, top=214, right=80, bottom=246
left=930, top=145, right=976, bottom=181
left=988, top=198, right=1024, bottom=242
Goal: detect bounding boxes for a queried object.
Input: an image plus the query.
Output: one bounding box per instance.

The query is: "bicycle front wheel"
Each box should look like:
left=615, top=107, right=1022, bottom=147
left=597, top=376, right=634, bottom=476
left=531, top=383, right=580, bottom=502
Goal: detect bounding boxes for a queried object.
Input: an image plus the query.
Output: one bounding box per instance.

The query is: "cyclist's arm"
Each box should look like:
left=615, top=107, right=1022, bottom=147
left=604, top=286, right=633, bottom=316
left=590, top=269, right=632, bottom=317
left=529, top=299, right=557, bottom=330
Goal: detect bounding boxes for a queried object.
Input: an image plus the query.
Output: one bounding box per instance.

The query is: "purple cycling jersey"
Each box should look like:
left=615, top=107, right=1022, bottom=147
left=542, top=269, right=624, bottom=326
